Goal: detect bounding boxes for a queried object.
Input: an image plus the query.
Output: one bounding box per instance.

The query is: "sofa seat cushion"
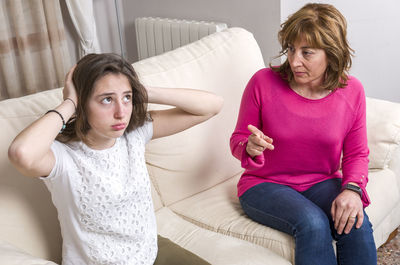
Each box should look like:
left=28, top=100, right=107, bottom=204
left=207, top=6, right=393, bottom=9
left=169, top=168, right=400, bottom=263
left=168, top=175, right=295, bottom=263
left=365, top=168, right=400, bottom=228
left=0, top=240, right=57, bottom=265
left=155, top=207, right=291, bottom=265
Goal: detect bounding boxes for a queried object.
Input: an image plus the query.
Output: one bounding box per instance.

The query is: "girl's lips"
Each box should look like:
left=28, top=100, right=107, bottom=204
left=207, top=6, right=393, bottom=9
left=111, top=123, right=126, bottom=131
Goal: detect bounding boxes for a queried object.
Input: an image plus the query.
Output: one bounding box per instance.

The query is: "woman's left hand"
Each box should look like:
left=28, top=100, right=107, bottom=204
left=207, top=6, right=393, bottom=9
left=331, top=189, right=363, bottom=235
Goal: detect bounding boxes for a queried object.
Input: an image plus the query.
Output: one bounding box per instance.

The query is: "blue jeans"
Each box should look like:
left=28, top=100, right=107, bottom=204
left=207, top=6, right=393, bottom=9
left=239, top=178, right=377, bottom=265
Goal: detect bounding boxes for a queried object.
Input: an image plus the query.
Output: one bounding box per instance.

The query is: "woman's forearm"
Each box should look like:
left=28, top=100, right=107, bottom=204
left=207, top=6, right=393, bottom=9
left=147, top=86, right=223, bottom=116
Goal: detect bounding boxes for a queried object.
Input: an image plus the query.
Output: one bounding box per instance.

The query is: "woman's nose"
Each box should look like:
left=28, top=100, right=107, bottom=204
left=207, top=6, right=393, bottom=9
left=291, top=52, right=303, bottom=67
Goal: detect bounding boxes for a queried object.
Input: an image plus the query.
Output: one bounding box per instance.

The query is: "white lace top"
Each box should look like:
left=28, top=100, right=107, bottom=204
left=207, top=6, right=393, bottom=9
left=42, top=121, right=157, bottom=265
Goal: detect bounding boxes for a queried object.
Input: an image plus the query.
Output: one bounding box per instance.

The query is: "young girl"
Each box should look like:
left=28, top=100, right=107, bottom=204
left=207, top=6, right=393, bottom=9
left=8, top=53, right=223, bottom=265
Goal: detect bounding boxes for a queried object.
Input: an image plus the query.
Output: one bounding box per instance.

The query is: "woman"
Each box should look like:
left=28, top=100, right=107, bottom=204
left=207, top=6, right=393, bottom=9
left=8, top=53, right=222, bottom=265
left=230, top=3, right=376, bottom=265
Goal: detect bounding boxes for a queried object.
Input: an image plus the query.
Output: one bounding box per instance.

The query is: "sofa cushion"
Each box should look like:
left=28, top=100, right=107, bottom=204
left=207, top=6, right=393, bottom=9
left=168, top=174, right=295, bottom=263
left=365, top=168, right=400, bottom=228
left=168, top=168, right=400, bottom=264
left=0, top=239, right=57, bottom=265
left=133, top=27, right=265, bottom=206
left=156, top=207, right=291, bottom=265
left=366, top=97, right=400, bottom=169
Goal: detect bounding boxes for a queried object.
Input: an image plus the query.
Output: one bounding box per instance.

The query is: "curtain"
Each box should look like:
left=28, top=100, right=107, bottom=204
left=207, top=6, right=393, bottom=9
left=0, top=0, right=71, bottom=100
left=65, top=0, right=100, bottom=58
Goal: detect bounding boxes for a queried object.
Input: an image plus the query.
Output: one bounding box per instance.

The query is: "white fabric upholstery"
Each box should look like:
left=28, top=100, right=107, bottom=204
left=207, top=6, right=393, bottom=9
left=0, top=240, right=57, bottom=265
left=366, top=97, right=400, bottom=169
left=0, top=27, right=399, bottom=264
left=156, top=207, right=291, bottom=265
left=169, top=174, right=295, bottom=262
left=136, top=27, right=265, bottom=206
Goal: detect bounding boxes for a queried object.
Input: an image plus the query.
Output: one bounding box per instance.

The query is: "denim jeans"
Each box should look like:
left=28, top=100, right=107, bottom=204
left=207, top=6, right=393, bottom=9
left=239, top=178, right=377, bottom=265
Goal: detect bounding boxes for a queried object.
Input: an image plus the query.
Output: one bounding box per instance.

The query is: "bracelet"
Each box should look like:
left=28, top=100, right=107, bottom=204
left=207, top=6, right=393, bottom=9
left=65, top=98, right=77, bottom=111
left=45, top=110, right=66, bottom=133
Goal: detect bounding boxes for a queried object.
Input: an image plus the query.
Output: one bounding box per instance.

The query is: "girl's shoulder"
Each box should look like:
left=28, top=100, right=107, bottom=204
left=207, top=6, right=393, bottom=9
left=125, top=120, right=153, bottom=144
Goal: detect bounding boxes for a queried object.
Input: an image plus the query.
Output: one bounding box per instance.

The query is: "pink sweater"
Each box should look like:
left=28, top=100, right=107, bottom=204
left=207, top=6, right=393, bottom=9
left=230, top=68, right=370, bottom=207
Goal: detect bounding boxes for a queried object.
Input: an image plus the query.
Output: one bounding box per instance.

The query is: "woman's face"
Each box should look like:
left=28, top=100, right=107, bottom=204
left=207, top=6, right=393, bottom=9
left=287, top=38, right=328, bottom=90
left=85, top=73, right=133, bottom=149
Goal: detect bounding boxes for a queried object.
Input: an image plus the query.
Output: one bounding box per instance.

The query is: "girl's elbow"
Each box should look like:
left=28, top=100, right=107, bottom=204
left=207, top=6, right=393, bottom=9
left=8, top=144, right=33, bottom=171
left=211, top=95, right=224, bottom=116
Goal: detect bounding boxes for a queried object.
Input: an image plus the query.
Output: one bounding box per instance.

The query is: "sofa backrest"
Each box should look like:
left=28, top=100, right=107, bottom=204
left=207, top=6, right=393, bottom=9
left=134, top=28, right=265, bottom=207
left=366, top=97, right=400, bottom=170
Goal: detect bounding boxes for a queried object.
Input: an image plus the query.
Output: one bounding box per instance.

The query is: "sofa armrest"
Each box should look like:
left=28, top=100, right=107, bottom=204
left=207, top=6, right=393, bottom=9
left=0, top=240, right=57, bottom=265
left=389, top=145, right=400, bottom=181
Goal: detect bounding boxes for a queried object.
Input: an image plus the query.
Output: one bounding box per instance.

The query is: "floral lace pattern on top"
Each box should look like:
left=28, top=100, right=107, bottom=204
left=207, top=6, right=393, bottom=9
left=68, top=132, right=157, bottom=264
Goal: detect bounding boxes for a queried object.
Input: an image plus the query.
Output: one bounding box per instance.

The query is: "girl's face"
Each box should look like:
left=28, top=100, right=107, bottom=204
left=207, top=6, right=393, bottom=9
left=287, top=38, right=328, bottom=90
left=85, top=73, right=133, bottom=149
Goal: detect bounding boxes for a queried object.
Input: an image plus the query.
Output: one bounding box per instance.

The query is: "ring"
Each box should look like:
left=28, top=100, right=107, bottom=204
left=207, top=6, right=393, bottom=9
left=348, top=216, right=356, bottom=219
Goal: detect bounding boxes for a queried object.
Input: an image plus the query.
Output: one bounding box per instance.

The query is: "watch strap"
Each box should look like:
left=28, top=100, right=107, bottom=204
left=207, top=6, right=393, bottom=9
left=342, top=183, right=362, bottom=198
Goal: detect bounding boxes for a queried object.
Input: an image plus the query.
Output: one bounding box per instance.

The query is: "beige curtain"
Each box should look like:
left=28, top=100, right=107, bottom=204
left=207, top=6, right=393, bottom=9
left=65, top=0, right=100, bottom=58
left=0, top=0, right=71, bottom=100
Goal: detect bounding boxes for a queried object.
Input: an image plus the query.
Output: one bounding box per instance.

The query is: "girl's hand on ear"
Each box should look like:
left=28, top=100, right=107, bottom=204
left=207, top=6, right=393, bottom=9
left=63, top=65, right=78, bottom=108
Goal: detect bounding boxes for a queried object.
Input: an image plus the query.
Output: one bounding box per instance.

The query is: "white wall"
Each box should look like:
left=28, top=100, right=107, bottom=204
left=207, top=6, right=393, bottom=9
left=281, top=0, right=400, bottom=102
left=120, top=0, right=281, bottom=65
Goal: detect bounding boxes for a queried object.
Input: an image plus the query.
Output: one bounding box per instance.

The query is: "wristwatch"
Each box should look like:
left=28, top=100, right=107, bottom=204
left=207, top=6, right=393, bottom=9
left=342, top=183, right=362, bottom=198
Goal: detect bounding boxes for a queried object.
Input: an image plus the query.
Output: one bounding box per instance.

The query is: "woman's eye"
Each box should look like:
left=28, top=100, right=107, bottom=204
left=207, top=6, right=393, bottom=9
left=101, top=97, right=112, bottom=104
left=288, top=46, right=294, bottom=53
left=303, top=50, right=313, bottom=56
left=123, top=95, right=132, bottom=102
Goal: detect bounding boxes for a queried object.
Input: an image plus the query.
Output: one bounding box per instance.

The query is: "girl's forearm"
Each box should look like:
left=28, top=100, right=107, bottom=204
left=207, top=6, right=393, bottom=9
left=147, top=86, right=223, bottom=116
left=8, top=100, right=75, bottom=169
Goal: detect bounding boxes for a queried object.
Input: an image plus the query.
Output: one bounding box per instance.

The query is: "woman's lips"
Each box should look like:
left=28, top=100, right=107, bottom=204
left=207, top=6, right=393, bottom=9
left=111, top=123, right=126, bottom=131
left=294, top=71, right=306, bottom=77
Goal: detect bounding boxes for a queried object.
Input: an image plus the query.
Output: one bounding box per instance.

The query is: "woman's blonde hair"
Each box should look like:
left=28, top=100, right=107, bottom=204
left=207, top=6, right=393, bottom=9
left=271, top=3, right=353, bottom=91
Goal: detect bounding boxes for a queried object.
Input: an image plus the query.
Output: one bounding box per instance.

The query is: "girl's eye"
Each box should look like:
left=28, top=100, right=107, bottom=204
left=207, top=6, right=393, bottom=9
left=101, top=97, right=112, bottom=104
left=288, top=46, right=294, bottom=53
left=123, top=94, right=132, bottom=102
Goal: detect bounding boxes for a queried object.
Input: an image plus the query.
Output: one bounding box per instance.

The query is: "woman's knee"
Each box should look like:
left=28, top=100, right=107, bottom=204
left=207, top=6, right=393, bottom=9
left=297, top=210, right=332, bottom=239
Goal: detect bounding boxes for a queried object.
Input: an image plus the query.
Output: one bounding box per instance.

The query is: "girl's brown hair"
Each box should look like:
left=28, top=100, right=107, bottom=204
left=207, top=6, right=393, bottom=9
left=271, top=3, right=354, bottom=91
left=57, top=53, right=148, bottom=143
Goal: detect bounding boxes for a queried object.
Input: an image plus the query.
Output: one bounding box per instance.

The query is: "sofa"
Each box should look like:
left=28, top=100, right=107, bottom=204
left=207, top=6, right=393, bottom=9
left=1, top=27, right=400, bottom=265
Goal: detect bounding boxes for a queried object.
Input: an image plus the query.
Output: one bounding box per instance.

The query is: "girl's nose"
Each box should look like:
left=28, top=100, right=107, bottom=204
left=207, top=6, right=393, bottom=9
left=114, top=101, right=125, bottom=119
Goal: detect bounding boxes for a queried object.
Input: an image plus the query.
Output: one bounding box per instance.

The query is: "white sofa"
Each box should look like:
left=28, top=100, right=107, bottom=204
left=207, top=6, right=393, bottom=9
left=1, top=28, right=400, bottom=265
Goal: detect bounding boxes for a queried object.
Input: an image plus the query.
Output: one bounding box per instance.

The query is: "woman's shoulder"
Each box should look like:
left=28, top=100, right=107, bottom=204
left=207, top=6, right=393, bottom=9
left=346, top=75, right=363, bottom=88
left=341, top=76, right=366, bottom=98
left=248, top=68, right=283, bottom=87
left=252, top=67, right=280, bottom=78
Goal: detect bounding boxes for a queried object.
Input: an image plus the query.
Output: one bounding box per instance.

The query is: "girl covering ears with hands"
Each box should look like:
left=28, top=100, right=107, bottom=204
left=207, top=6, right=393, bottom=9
left=8, top=53, right=222, bottom=265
